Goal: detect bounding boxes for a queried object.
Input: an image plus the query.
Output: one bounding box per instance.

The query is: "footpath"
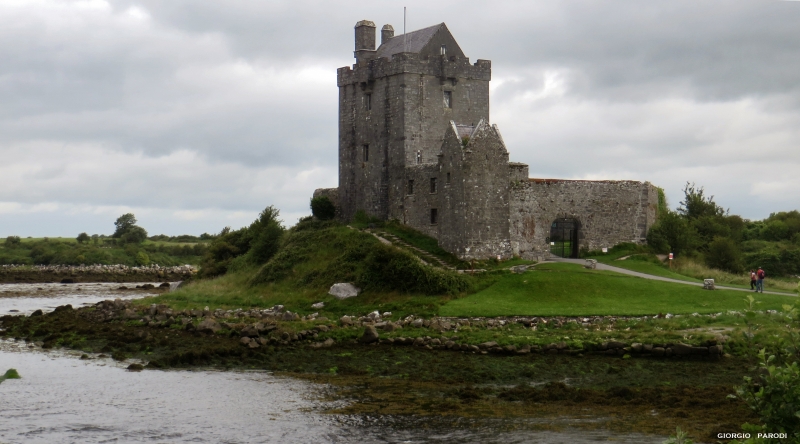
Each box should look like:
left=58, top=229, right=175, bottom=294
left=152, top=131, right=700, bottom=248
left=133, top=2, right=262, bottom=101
left=551, top=258, right=796, bottom=297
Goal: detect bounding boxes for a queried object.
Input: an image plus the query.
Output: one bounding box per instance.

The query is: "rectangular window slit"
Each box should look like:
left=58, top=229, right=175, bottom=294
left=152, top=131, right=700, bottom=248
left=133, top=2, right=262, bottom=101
left=363, top=145, right=369, bottom=162
left=443, top=91, right=452, bottom=108
left=430, top=177, right=437, bottom=193
left=407, top=179, right=414, bottom=195
left=430, top=208, right=438, bottom=225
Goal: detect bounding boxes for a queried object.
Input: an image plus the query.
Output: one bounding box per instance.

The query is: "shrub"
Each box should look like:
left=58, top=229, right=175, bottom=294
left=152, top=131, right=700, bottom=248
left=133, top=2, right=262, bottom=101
left=4, top=236, right=21, bottom=248
left=76, top=232, right=90, bottom=244
left=247, top=206, right=284, bottom=264
left=310, top=196, right=336, bottom=220
left=705, top=236, right=743, bottom=273
left=135, top=251, right=151, bottom=266
left=736, top=349, right=800, bottom=439
left=199, top=205, right=285, bottom=277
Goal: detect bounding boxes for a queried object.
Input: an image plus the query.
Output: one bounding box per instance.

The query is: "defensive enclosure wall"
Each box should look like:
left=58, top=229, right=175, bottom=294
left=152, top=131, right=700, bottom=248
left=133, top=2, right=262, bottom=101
left=316, top=20, right=660, bottom=260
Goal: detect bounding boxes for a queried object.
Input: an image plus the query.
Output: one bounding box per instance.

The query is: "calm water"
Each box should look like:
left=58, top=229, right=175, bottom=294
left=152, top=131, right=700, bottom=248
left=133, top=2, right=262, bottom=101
left=0, top=284, right=668, bottom=443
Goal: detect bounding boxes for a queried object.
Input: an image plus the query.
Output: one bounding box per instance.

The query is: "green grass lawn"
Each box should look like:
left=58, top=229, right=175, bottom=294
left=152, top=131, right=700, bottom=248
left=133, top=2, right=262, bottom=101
left=602, top=258, right=701, bottom=283
left=441, top=263, right=797, bottom=317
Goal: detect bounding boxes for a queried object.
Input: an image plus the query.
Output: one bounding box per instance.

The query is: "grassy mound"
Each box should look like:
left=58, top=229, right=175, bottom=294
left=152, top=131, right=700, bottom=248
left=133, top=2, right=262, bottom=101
left=250, top=220, right=469, bottom=295
left=148, top=220, right=471, bottom=317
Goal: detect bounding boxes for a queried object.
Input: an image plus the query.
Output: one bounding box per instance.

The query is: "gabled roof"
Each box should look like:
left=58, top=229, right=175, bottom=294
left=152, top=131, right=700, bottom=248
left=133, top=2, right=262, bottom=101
left=455, top=124, right=476, bottom=140
left=376, top=23, right=444, bottom=58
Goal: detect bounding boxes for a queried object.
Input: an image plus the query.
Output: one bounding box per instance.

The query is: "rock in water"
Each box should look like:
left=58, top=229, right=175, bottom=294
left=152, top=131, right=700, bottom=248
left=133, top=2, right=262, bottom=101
left=328, top=283, right=360, bottom=299
left=359, top=326, right=379, bottom=344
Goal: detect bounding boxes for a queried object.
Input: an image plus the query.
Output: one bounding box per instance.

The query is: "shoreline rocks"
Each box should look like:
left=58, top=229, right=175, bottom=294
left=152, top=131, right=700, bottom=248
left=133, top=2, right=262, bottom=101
left=0, top=264, right=196, bottom=284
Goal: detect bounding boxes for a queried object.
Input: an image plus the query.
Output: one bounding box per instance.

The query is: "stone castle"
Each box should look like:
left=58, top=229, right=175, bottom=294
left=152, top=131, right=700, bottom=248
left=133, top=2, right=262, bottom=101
left=314, top=20, right=659, bottom=261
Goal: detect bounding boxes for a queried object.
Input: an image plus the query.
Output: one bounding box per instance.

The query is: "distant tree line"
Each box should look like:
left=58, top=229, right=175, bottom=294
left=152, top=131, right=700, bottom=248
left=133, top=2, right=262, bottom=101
left=647, top=183, right=800, bottom=275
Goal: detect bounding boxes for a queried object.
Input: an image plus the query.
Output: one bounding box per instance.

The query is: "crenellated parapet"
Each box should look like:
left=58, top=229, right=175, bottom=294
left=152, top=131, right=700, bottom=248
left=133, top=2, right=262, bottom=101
left=337, top=54, right=491, bottom=87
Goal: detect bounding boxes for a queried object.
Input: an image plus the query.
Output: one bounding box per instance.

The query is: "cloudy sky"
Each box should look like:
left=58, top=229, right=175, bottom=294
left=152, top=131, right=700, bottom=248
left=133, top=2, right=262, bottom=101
left=2, top=0, right=799, bottom=237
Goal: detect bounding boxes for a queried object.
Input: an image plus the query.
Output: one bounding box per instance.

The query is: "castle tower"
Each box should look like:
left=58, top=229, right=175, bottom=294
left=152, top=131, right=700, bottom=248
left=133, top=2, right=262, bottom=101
left=337, top=21, right=492, bottom=222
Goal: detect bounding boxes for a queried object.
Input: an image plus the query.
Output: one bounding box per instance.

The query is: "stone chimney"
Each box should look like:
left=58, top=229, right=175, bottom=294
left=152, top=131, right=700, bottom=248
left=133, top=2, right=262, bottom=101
left=381, top=24, right=394, bottom=46
left=354, top=20, right=376, bottom=63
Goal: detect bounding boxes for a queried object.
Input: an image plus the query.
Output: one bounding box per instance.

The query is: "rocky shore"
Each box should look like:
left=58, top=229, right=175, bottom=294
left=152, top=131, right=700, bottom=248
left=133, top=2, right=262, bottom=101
left=24, top=299, right=727, bottom=361
left=0, top=264, right=197, bottom=284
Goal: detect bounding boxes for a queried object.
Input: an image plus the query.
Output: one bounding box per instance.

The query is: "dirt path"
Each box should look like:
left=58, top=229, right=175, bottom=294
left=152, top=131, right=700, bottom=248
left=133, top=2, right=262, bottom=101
left=550, top=258, right=796, bottom=297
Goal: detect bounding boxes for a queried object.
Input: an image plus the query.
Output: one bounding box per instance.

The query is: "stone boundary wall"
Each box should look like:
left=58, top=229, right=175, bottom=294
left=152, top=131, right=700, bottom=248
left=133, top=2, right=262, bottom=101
left=510, top=179, right=659, bottom=260
left=0, top=264, right=196, bottom=283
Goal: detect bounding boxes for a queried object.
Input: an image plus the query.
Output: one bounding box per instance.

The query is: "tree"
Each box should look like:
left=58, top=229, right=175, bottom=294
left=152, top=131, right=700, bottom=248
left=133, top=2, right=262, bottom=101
left=248, top=206, right=284, bottom=264
left=310, top=196, right=336, bottom=220
left=121, top=226, right=148, bottom=244
left=76, top=232, right=90, bottom=244
left=113, top=213, right=138, bottom=238
left=646, top=211, right=699, bottom=255
left=678, top=183, right=726, bottom=220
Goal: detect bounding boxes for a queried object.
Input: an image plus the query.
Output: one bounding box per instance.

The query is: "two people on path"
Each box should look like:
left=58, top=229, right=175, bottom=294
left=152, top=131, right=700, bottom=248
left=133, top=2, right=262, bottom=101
left=755, top=267, right=766, bottom=293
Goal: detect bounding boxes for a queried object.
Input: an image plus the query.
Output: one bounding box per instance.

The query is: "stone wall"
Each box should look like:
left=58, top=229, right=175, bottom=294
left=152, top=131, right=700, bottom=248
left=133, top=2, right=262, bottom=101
left=400, top=163, right=440, bottom=239
left=509, top=180, right=659, bottom=260
left=438, top=121, right=512, bottom=259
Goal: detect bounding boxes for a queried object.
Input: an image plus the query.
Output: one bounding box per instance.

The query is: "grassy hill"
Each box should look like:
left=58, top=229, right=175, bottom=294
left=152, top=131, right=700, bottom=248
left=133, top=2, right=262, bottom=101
left=150, top=220, right=799, bottom=319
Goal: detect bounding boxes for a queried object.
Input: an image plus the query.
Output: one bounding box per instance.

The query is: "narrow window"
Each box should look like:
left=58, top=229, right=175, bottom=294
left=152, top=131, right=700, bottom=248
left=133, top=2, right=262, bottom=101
left=430, top=208, right=438, bottom=225
left=430, top=177, right=437, bottom=193
left=446, top=172, right=451, bottom=183
left=416, top=150, right=422, bottom=164
left=443, top=90, right=452, bottom=108
left=440, top=45, right=447, bottom=55
left=407, top=179, right=414, bottom=195
left=366, top=93, right=372, bottom=111
left=363, top=144, right=369, bottom=162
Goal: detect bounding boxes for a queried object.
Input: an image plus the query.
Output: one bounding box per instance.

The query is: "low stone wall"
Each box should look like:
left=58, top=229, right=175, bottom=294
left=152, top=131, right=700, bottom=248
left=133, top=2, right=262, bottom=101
left=0, top=264, right=197, bottom=283
left=509, top=179, right=660, bottom=260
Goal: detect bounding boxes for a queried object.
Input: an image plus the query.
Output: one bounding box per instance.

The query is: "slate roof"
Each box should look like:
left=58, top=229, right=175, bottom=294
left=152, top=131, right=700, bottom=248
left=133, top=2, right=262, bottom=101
left=376, top=23, right=443, bottom=58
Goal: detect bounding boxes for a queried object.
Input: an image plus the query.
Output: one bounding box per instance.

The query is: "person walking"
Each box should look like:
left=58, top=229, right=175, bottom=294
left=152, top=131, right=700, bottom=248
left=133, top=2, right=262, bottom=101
left=750, top=270, right=757, bottom=291
left=756, top=267, right=766, bottom=293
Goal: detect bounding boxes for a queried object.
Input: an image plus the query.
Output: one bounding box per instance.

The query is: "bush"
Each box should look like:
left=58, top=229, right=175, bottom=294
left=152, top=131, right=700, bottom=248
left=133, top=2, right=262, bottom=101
left=310, top=196, right=336, bottom=220
left=199, top=205, right=285, bottom=277
left=247, top=206, right=284, bottom=264
left=76, top=232, right=90, bottom=244
left=135, top=251, right=151, bottom=266
left=705, top=236, right=743, bottom=273
left=4, top=236, right=21, bottom=248
left=736, top=349, right=800, bottom=439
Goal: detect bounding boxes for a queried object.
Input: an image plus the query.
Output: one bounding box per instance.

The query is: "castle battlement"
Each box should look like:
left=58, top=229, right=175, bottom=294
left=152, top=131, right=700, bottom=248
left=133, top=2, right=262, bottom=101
left=337, top=55, right=491, bottom=87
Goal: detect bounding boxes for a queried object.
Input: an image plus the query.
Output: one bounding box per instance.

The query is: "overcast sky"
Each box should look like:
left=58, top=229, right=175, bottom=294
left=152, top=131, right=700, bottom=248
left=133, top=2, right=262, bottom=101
left=2, top=0, right=799, bottom=237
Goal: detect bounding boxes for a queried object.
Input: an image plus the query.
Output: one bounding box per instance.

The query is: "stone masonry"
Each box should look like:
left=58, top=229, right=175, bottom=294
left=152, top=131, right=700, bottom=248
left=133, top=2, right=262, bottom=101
left=316, top=20, right=660, bottom=260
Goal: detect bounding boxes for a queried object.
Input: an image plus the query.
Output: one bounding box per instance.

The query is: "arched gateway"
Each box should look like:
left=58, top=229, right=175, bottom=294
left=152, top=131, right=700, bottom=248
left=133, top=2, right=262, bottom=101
left=549, top=218, right=579, bottom=258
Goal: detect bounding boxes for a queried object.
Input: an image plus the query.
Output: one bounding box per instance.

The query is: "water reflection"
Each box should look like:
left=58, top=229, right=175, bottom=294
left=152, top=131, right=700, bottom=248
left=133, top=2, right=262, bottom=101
left=0, top=341, right=666, bottom=444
